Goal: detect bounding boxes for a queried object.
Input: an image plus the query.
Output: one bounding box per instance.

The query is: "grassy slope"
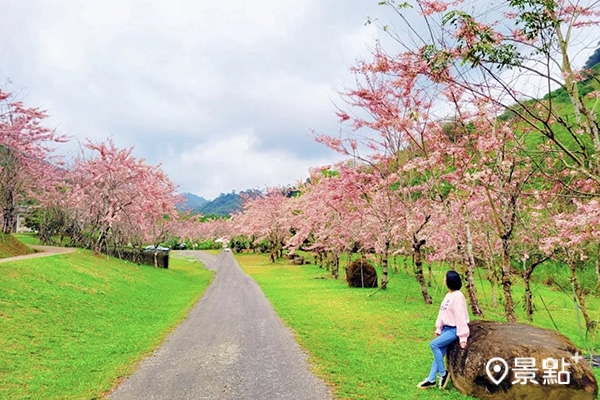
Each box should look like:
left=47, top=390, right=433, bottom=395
left=0, top=234, right=35, bottom=258
left=0, top=249, right=213, bottom=399
left=12, top=233, right=41, bottom=246
left=237, top=253, right=600, bottom=400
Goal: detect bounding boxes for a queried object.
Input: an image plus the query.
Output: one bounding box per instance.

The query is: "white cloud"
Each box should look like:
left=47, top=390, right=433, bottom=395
left=0, top=0, right=398, bottom=199
left=170, top=130, right=339, bottom=198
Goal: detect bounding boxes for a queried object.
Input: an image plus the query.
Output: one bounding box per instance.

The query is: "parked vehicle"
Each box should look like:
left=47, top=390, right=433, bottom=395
left=144, top=245, right=170, bottom=252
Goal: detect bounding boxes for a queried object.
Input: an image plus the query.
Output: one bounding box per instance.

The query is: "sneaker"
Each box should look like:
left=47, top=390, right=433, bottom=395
left=439, top=372, right=450, bottom=389
left=416, top=379, right=436, bottom=389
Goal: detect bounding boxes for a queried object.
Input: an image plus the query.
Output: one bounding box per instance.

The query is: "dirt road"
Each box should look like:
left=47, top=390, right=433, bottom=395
left=109, top=250, right=332, bottom=400
left=0, top=245, right=77, bottom=263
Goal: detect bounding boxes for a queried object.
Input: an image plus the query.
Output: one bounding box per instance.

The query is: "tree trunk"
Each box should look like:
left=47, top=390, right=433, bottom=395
left=412, top=238, right=432, bottom=304
left=0, top=149, right=19, bottom=234
left=332, top=252, right=340, bottom=279
left=487, top=261, right=498, bottom=308
left=501, top=237, right=516, bottom=322
left=427, top=264, right=433, bottom=287
left=2, top=205, right=15, bottom=233
left=570, top=263, right=593, bottom=330
left=483, top=232, right=498, bottom=308
left=94, top=230, right=106, bottom=254
left=464, top=221, right=483, bottom=317
left=464, top=262, right=483, bottom=316
left=1, top=180, right=16, bottom=233
left=524, top=268, right=533, bottom=321
left=595, top=245, right=600, bottom=284
left=522, top=256, right=550, bottom=322
left=381, top=240, right=389, bottom=289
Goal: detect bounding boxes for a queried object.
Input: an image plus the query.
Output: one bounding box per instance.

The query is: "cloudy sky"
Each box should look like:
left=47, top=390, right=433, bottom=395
left=2, top=1, right=599, bottom=200
left=0, top=0, right=393, bottom=199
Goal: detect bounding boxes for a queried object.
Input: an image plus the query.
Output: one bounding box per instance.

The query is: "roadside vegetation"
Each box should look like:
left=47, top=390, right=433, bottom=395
left=0, top=247, right=213, bottom=400
left=237, top=252, right=600, bottom=400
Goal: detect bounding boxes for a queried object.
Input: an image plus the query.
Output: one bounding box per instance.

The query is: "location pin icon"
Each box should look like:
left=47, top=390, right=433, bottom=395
left=486, top=357, right=509, bottom=385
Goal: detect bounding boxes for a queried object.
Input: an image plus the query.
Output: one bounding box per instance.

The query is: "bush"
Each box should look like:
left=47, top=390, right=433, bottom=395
left=346, top=258, right=378, bottom=288
left=107, top=248, right=169, bottom=268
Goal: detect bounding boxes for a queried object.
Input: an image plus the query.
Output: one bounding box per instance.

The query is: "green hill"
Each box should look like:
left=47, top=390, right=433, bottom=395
left=181, top=190, right=262, bottom=217
left=179, top=192, right=208, bottom=210
left=197, top=192, right=242, bottom=217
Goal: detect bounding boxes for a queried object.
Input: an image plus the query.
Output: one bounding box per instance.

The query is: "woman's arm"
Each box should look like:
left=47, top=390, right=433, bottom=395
left=454, top=294, right=470, bottom=344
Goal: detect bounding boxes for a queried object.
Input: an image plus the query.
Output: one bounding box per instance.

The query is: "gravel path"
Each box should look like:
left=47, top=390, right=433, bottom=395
left=109, top=250, right=333, bottom=400
left=0, top=245, right=76, bottom=263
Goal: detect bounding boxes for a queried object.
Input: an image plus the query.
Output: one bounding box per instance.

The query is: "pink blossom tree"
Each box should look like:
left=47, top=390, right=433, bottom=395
left=540, top=194, right=600, bottom=329
left=288, top=164, right=372, bottom=279
left=374, top=0, right=600, bottom=177
left=232, top=188, right=292, bottom=262
left=314, top=0, right=600, bottom=320
left=0, top=89, right=68, bottom=233
left=315, top=45, right=444, bottom=296
left=67, top=139, right=181, bottom=256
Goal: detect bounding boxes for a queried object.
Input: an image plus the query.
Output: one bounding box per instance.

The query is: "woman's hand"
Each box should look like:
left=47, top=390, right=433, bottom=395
left=460, top=342, right=467, bottom=349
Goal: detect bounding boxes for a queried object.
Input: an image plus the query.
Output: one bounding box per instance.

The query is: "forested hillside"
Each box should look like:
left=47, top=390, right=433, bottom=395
left=179, top=192, right=207, bottom=210
left=196, top=192, right=242, bottom=217
left=180, top=190, right=262, bottom=217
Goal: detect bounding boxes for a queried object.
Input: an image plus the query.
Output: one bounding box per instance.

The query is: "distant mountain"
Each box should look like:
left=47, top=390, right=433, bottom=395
left=584, top=41, right=600, bottom=69
left=198, top=192, right=243, bottom=217
left=178, top=191, right=244, bottom=217
left=178, top=192, right=208, bottom=211
left=179, top=190, right=264, bottom=217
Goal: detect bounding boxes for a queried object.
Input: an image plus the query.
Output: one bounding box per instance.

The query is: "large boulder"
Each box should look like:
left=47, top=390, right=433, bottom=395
left=292, top=256, right=304, bottom=265
left=288, top=254, right=305, bottom=265
left=447, top=320, right=598, bottom=400
left=345, top=259, right=378, bottom=288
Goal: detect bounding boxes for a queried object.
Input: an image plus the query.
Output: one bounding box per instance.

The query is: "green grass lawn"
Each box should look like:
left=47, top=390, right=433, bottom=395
left=11, top=233, right=41, bottom=246
left=0, top=249, right=213, bottom=399
left=236, top=253, right=600, bottom=400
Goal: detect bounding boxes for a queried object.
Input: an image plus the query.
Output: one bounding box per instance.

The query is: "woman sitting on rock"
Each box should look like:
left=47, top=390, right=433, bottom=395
left=417, top=270, right=470, bottom=390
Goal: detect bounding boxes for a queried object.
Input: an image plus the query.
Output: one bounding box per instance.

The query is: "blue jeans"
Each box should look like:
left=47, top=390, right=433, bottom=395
left=427, top=325, right=458, bottom=382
